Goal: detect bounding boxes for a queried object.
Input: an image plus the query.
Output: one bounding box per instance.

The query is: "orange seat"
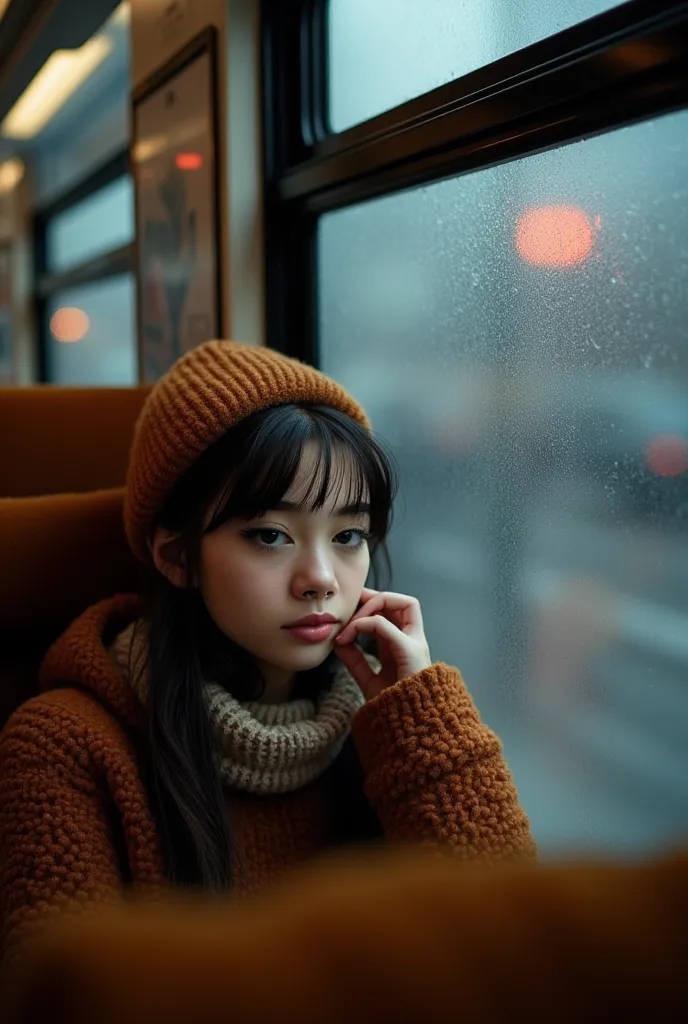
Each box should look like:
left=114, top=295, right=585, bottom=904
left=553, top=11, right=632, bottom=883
left=0, top=386, right=150, bottom=498
left=0, top=386, right=150, bottom=727
left=0, top=488, right=143, bottom=729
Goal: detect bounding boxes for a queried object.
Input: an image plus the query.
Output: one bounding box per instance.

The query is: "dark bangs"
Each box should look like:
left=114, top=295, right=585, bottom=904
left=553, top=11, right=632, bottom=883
left=202, top=404, right=397, bottom=546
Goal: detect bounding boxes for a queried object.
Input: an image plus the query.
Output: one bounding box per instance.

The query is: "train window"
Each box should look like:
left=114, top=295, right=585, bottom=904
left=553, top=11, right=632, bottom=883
left=46, top=273, right=136, bottom=385
left=45, top=175, right=134, bottom=275
left=329, top=0, right=621, bottom=131
left=318, top=108, right=688, bottom=855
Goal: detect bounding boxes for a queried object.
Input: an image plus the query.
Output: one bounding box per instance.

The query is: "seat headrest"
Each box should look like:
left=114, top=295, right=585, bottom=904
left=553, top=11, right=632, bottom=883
left=0, top=385, right=151, bottom=498
left=0, top=488, right=142, bottom=636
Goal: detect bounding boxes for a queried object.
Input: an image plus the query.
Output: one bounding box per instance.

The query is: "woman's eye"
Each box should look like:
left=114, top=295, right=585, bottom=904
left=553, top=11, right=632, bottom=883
left=335, top=529, right=369, bottom=548
left=243, top=528, right=289, bottom=549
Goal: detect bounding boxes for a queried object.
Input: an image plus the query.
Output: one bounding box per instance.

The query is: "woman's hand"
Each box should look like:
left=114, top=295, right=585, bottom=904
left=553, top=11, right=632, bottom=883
left=334, top=587, right=432, bottom=701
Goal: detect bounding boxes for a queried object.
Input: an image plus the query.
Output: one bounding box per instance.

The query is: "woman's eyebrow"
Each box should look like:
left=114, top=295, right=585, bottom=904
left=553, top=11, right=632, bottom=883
left=273, top=500, right=371, bottom=517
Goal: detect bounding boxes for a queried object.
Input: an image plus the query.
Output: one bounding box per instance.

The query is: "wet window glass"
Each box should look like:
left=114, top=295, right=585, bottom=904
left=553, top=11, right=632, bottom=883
left=319, top=109, right=688, bottom=856
left=329, top=0, right=621, bottom=131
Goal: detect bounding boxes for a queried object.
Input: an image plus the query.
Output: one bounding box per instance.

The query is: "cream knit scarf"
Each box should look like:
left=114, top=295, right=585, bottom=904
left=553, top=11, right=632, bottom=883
left=108, top=621, right=366, bottom=795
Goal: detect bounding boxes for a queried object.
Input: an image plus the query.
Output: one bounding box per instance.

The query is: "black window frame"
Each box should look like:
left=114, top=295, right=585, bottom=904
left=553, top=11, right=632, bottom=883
left=262, top=0, right=688, bottom=365
left=32, top=147, right=134, bottom=382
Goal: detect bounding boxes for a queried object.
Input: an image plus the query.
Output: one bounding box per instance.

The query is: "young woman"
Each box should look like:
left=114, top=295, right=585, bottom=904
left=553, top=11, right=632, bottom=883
left=0, top=341, right=535, bottom=974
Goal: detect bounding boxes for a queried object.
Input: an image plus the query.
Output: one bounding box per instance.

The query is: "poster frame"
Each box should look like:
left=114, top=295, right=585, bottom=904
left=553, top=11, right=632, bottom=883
left=132, top=26, right=222, bottom=383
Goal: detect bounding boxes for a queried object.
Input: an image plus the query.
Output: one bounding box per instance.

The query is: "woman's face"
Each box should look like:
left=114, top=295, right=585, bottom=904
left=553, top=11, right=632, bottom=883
left=198, top=442, right=371, bottom=698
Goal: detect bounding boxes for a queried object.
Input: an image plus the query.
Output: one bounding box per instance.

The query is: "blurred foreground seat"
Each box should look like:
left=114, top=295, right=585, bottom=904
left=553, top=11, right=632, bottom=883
left=3, top=844, right=687, bottom=1023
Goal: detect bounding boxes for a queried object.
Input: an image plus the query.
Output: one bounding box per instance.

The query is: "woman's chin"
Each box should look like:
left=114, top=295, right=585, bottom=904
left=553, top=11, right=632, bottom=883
left=288, top=648, right=333, bottom=670
left=272, top=642, right=334, bottom=673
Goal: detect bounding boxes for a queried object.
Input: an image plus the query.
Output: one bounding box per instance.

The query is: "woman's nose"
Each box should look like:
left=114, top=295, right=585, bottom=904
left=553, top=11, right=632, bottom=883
left=292, top=551, right=338, bottom=601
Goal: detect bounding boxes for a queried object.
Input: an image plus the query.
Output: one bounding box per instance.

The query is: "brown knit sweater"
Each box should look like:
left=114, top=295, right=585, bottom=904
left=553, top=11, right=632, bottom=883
left=0, top=594, right=535, bottom=978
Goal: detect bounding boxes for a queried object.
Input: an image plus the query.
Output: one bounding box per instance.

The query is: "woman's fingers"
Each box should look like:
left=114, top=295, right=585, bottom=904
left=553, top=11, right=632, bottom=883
left=336, top=614, right=432, bottom=685
left=349, top=590, right=424, bottom=635
left=359, top=588, right=420, bottom=614
left=333, top=641, right=378, bottom=693
left=336, top=613, right=404, bottom=649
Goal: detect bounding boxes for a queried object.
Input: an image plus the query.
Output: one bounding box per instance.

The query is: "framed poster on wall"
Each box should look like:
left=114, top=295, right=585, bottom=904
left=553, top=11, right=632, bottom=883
left=132, top=28, right=222, bottom=383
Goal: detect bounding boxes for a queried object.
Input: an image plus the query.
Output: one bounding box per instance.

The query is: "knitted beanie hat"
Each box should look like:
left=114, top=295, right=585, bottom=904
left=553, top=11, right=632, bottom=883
left=124, top=340, right=371, bottom=563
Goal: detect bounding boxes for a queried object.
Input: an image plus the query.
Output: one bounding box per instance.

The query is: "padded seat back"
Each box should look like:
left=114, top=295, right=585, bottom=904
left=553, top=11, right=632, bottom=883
left=0, top=488, right=143, bottom=729
left=0, top=386, right=150, bottom=497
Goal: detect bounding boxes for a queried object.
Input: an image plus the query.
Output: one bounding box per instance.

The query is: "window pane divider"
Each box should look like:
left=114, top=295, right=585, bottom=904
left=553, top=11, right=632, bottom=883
left=37, top=242, right=135, bottom=298
left=272, top=0, right=688, bottom=213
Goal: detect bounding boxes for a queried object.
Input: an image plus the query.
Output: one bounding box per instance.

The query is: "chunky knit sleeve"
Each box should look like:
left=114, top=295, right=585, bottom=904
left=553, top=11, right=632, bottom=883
left=351, top=664, right=536, bottom=858
left=0, top=696, right=125, bottom=982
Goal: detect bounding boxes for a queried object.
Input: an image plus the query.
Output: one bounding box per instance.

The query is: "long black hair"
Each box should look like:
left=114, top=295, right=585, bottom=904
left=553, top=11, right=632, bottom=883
left=132, top=402, right=398, bottom=893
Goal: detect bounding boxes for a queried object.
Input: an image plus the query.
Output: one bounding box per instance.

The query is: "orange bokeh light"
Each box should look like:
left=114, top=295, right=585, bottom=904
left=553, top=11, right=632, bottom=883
left=175, top=152, right=203, bottom=171
left=644, top=434, right=688, bottom=478
left=50, top=307, right=90, bottom=343
left=515, top=205, right=594, bottom=268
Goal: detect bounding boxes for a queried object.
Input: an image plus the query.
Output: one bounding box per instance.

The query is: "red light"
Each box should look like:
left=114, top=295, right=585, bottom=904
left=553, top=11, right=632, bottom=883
left=644, top=435, right=688, bottom=478
left=175, top=152, right=203, bottom=170
left=515, top=205, right=594, bottom=268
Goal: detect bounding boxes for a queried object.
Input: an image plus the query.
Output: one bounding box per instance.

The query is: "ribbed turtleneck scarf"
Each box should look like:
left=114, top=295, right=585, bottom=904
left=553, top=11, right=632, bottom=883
left=108, top=622, right=365, bottom=796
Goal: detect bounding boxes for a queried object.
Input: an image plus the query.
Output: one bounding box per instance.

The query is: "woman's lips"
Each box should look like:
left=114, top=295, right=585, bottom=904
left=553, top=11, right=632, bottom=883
left=284, top=623, right=337, bottom=644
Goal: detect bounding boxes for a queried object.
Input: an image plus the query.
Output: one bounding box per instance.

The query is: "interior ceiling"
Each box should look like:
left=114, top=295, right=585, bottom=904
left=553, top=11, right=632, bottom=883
left=0, top=0, right=119, bottom=125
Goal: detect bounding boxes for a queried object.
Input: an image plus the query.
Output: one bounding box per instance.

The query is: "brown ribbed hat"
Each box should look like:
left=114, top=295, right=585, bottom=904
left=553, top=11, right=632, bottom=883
left=124, top=340, right=371, bottom=563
